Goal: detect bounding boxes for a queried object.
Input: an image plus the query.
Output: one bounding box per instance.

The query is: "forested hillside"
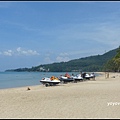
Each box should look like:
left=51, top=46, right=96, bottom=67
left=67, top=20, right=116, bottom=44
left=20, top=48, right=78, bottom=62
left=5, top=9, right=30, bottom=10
left=5, top=47, right=119, bottom=72
left=103, top=47, right=120, bottom=72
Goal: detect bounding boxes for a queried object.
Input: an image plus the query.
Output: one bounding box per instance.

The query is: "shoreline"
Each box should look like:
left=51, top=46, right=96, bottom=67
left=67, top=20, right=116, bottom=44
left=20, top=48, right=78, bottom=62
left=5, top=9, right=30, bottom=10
left=0, top=72, right=120, bottom=118
left=0, top=72, right=97, bottom=90
left=0, top=72, right=101, bottom=90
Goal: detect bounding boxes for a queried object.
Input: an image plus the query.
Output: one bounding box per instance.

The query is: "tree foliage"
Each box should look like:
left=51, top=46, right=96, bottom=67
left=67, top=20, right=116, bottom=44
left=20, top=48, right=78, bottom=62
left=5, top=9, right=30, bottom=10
left=103, top=46, right=120, bottom=72
left=112, top=47, right=120, bottom=72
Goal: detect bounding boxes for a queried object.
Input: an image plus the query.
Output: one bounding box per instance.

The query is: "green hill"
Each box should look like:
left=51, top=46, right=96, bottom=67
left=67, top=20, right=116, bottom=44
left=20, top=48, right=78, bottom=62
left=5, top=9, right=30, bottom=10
left=5, top=47, right=118, bottom=72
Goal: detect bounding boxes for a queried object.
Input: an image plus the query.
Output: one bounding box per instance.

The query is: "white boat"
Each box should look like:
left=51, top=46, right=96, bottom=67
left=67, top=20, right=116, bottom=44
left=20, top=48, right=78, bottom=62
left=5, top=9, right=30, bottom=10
left=40, top=77, right=61, bottom=87
left=85, top=73, right=90, bottom=79
left=59, top=76, right=75, bottom=83
left=83, top=73, right=95, bottom=80
left=89, top=73, right=95, bottom=80
left=58, top=73, right=75, bottom=83
left=90, top=73, right=95, bottom=78
left=71, top=74, right=83, bottom=82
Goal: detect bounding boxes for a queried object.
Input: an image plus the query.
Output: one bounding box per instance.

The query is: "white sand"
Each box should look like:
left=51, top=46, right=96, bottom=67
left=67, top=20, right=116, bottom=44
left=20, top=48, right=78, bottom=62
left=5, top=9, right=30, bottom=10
left=0, top=72, right=120, bottom=119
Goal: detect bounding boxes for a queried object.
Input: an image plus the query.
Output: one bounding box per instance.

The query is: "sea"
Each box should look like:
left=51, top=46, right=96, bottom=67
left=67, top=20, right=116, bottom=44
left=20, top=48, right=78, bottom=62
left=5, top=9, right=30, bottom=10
left=0, top=71, right=99, bottom=89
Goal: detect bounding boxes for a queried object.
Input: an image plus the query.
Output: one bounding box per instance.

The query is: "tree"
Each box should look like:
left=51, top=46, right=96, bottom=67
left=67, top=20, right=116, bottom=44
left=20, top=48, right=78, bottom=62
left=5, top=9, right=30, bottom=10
left=112, top=47, right=120, bottom=72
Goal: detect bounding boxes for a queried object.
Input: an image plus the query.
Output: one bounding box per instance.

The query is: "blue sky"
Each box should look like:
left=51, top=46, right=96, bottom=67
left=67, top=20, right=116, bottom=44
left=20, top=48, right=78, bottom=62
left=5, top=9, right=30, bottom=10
left=0, top=1, right=120, bottom=71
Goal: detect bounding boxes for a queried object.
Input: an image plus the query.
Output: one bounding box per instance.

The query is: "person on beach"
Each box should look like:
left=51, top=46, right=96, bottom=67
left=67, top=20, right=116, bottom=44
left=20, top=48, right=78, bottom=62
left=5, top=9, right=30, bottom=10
left=27, top=87, right=31, bottom=90
left=105, top=72, right=107, bottom=78
left=107, top=72, right=109, bottom=78
left=65, top=73, right=70, bottom=78
left=105, top=72, right=109, bottom=79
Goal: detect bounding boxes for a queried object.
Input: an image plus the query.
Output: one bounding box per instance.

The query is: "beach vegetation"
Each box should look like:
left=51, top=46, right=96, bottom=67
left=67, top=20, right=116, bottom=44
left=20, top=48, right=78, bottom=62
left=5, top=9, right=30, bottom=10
left=103, top=46, right=120, bottom=72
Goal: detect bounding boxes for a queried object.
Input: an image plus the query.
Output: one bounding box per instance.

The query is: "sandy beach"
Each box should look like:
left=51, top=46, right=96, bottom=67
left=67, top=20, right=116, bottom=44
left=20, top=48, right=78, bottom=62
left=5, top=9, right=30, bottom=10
left=0, top=72, right=120, bottom=119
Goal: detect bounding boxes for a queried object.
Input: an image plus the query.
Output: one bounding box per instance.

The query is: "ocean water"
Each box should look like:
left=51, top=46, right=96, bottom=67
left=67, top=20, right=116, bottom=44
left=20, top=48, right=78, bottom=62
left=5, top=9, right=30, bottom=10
left=0, top=71, right=98, bottom=89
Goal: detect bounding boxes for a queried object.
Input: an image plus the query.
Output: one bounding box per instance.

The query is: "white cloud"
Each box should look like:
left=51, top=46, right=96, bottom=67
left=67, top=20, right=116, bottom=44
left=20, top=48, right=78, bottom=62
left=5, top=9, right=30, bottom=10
left=16, top=47, right=21, bottom=52
left=27, top=50, right=40, bottom=55
left=3, top=50, right=13, bottom=56
left=16, top=47, right=40, bottom=56
left=56, top=56, right=70, bottom=62
left=59, top=52, right=69, bottom=56
left=44, top=54, right=70, bottom=63
left=0, top=47, right=40, bottom=56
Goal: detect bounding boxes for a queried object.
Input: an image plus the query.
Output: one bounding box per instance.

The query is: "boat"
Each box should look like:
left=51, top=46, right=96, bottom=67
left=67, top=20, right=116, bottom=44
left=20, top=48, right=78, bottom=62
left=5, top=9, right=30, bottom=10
left=89, top=73, right=95, bottom=80
left=59, top=76, right=75, bottom=83
left=84, top=73, right=91, bottom=80
left=59, top=73, right=75, bottom=83
left=40, top=76, right=61, bottom=87
left=71, top=74, right=83, bottom=82
left=82, top=72, right=95, bottom=80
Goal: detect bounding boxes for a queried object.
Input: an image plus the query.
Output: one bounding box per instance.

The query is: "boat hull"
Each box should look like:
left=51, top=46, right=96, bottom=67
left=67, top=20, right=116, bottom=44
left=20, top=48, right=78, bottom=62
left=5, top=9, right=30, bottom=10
left=59, top=77, right=74, bottom=83
left=40, top=78, right=61, bottom=87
